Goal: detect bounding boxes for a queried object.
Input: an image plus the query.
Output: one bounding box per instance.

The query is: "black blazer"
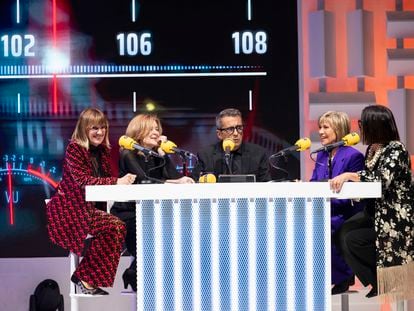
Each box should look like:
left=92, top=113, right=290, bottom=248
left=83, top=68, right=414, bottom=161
left=193, top=141, right=271, bottom=182
left=112, top=149, right=181, bottom=212
left=118, top=149, right=180, bottom=183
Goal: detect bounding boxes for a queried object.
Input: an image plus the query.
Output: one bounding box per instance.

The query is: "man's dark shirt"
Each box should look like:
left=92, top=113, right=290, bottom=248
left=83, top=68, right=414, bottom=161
left=193, top=141, right=271, bottom=182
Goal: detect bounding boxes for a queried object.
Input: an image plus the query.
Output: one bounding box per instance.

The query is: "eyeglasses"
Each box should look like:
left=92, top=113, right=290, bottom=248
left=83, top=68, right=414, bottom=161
left=218, top=125, right=244, bottom=135
left=89, top=126, right=107, bottom=132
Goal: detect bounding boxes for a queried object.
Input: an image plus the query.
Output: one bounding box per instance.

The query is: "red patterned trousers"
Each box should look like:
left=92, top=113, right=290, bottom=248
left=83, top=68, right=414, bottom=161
left=73, top=208, right=126, bottom=287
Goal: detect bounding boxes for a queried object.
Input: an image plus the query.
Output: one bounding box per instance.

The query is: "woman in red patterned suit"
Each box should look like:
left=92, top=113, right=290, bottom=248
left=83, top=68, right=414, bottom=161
left=46, top=108, right=136, bottom=295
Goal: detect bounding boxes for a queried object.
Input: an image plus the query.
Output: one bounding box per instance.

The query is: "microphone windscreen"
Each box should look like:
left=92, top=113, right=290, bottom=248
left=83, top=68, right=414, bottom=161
left=343, top=132, right=360, bottom=146
left=295, top=137, right=311, bottom=151
left=119, top=135, right=135, bottom=150
left=198, top=173, right=217, bottom=183
left=222, top=139, right=235, bottom=152
left=160, top=140, right=177, bottom=154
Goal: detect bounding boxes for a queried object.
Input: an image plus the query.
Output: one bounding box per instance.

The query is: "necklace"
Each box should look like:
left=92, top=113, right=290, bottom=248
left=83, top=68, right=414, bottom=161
left=365, top=144, right=384, bottom=170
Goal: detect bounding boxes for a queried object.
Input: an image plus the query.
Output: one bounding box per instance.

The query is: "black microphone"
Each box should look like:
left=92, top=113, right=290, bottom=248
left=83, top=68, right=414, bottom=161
left=119, top=135, right=162, bottom=158
left=273, top=137, right=311, bottom=157
left=311, top=132, right=360, bottom=154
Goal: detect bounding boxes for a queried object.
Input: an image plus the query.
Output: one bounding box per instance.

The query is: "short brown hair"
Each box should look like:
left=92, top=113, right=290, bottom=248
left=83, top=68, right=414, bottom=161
left=216, top=108, right=242, bottom=129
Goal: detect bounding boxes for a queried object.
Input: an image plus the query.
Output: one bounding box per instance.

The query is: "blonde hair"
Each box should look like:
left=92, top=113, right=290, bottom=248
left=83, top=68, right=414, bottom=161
left=318, top=111, right=350, bottom=142
left=71, top=108, right=110, bottom=149
left=125, top=114, right=162, bottom=146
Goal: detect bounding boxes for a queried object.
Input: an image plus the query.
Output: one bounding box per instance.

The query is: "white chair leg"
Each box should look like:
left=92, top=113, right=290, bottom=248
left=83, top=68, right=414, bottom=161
left=70, top=252, right=80, bottom=311
left=396, top=300, right=405, bottom=311
left=71, top=296, right=79, bottom=311
left=340, top=293, right=349, bottom=311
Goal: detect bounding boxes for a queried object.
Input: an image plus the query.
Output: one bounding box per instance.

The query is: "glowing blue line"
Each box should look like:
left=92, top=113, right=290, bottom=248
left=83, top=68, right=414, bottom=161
left=324, top=200, right=331, bottom=308
left=17, top=93, right=20, bottom=113
left=132, top=0, right=136, bottom=22
left=173, top=201, right=183, bottom=311
left=133, top=91, right=137, bottom=112
left=229, top=200, right=239, bottom=311
left=0, top=168, right=53, bottom=185
left=0, top=72, right=266, bottom=79
left=248, top=199, right=257, bottom=310
left=191, top=200, right=201, bottom=311
left=16, top=0, right=20, bottom=23
left=286, top=200, right=295, bottom=311
left=266, top=200, right=276, bottom=310
left=0, top=75, right=54, bottom=79
left=136, top=201, right=144, bottom=311
left=154, top=202, right=164, bottom=311
left=211, top=200, right=220, bottom=310
left=247, top=0, right=252, bottom=21
left=305, top=199, right=314, bottom=311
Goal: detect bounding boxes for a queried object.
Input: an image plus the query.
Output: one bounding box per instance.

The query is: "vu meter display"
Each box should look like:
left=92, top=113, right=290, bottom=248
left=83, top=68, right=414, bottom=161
left=0, top=0, right=299, bottom=257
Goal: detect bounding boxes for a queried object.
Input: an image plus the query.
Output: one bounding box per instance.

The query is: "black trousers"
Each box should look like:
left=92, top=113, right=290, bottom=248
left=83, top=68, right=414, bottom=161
left=334, top=209, right=377, bottom=288
left=111, top=209, right=136, bottom=271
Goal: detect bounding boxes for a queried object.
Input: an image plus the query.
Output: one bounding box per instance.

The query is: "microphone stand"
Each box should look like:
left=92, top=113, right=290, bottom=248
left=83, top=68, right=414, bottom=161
left=328, top=151, right=333, bottom=179
left=142, top=154, right=165, bottom=184
left=178, top=153, right=188, bottom=176
left=224, top=153, right=232, bottom=175
left=268, top=153, right=289, bottom=181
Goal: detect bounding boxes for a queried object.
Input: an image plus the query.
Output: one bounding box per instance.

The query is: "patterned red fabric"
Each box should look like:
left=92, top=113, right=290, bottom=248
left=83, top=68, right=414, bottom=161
left=46, top=141, right=125, bottom=287
left=73, top=208, right=125, bottom=287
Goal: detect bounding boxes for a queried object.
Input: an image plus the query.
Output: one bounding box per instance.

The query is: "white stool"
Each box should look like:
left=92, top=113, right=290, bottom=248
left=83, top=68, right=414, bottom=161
left=45, top=199, right=106, bottom=311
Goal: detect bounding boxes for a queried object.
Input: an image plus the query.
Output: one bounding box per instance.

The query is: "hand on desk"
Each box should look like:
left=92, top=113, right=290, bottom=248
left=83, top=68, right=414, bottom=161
left=166, top=176, right=195, bottom=184
left=329, top=172, right=358, bottom=193
left=117, top=173, right=137, bottom=185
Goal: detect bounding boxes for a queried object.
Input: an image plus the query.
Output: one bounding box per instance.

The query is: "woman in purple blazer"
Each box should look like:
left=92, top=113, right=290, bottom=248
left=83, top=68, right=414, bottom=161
left=310, top=111, right=365, bottom=295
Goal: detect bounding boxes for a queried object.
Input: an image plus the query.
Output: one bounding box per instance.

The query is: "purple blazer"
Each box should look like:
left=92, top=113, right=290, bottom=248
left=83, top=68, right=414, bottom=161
left=310, top=145, right=365, bottom=219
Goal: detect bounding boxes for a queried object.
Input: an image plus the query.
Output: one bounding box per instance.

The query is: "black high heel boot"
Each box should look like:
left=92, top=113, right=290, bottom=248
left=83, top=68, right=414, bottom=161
left=331, top=275, right=354, bottom=295
left=71, top=274, right=108, bottom=295
left=365, top=286, right=378, bottom=298
left=122, top=268, right=137, bottom=292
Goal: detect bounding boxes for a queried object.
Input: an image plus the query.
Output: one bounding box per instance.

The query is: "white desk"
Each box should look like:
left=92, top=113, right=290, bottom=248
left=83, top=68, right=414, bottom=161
left=86, top=182, right=381, bottom=311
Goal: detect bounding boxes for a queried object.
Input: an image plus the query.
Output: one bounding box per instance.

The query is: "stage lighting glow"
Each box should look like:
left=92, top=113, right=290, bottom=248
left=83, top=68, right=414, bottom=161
left=146, top=102, right=155, bottom=111
left=42, top=48, right=69, bottom=73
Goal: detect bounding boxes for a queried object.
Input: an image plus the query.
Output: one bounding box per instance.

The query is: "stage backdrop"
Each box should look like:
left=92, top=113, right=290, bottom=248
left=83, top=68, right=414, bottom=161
left=0, top=0, right=299, bottom=257
left=298, top=0, right=414, bottom=179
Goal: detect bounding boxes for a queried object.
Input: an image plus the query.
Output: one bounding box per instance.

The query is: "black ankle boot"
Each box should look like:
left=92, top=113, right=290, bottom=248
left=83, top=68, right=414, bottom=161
left=331, top=275, right=354, bottom=295
left=365, top=286, right=377, bottom=298
left=122, top=268, right=137, bottom=292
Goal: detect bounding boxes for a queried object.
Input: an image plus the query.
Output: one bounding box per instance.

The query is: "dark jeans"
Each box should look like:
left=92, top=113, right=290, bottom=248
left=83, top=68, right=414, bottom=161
left=334, top=209, right=377, bottom=288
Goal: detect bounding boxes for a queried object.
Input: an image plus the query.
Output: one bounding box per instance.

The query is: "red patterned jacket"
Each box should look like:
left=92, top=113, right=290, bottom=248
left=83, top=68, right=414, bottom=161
left=46, top=141, right=117, bottom=255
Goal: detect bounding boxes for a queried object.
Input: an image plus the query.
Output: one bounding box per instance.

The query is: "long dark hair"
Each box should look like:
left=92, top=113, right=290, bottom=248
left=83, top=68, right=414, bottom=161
left=360, top=105, right=400, bottom=145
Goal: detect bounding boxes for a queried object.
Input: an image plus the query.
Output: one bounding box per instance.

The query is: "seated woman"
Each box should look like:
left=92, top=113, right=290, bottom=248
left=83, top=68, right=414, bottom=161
left=111, top=114, right=194, bottom=291
left=331, top=105, right=414, bottom=300
left=310, top=111, right=364, bottom=294
left=46, top=108, right=136, bottom=295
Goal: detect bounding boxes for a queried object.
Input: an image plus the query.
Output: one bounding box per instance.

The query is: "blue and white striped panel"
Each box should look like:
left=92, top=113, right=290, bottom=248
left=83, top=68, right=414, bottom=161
left=136, top=197, right=330, bottom=311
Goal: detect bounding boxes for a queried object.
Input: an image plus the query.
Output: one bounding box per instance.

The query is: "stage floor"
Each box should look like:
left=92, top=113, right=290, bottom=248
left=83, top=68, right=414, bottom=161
left=0, top=257, right=410, bottom=311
